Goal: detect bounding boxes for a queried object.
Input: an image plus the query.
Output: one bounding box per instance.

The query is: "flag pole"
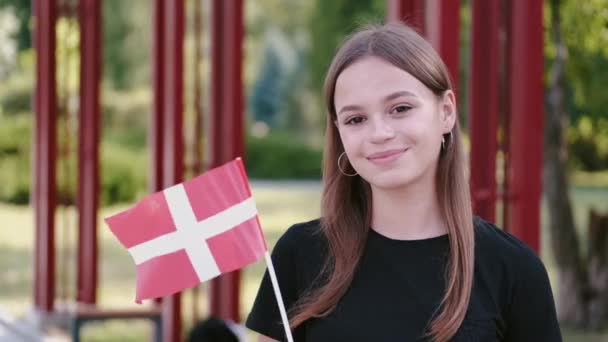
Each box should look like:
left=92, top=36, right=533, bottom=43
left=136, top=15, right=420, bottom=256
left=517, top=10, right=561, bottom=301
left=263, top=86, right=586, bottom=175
left=263, top=251, right=294, bottom=342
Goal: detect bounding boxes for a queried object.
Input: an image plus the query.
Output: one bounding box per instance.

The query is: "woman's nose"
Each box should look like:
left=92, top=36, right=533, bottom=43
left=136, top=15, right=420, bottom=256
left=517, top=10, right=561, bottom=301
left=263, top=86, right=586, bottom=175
left=369, top=116, right=395, bottom=143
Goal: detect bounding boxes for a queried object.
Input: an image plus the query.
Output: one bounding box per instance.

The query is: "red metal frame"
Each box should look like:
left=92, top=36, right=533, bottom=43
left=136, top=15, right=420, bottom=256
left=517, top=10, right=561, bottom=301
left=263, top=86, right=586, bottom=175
left=77, top=0, right=102, bottom=305
left=425, top=0, right=460, bottom=92
left=157, top=0, right=185, bottom=340
left=161, top=0, right=185, bottom=188
left=150, top=0, right=165, bottom=194
left=28, top=0, right=544, bottom=336
left=470, top=0, right=500, bottom=222
left=504, top=0, right=544, bottom=252
left=33, top=0, right=58, bottom=313
left=387, top=0, right=426, bottom=35
left=209, top=0, right=244, bottom=322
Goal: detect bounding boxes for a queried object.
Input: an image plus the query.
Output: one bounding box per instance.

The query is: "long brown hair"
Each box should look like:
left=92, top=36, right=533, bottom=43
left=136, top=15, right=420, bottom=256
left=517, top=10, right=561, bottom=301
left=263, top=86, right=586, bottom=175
left=289, top=23, right=474, bottom=342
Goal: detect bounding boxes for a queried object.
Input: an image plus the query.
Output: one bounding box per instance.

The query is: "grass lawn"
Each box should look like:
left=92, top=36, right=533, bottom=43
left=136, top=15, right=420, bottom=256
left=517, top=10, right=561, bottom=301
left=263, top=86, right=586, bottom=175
left=0, top=180, right=607, bottom=341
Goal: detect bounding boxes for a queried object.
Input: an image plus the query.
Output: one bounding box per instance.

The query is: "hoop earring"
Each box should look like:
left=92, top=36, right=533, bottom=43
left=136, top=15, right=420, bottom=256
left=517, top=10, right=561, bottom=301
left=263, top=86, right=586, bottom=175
left=338, top=152, right=358, bottom=177
left=442, top=131, right=453, bottom=150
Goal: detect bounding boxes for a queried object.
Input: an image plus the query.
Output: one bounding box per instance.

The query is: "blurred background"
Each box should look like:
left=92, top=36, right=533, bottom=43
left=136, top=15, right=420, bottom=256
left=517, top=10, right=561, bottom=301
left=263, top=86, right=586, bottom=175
left=0, top=0, right=607, bottom=341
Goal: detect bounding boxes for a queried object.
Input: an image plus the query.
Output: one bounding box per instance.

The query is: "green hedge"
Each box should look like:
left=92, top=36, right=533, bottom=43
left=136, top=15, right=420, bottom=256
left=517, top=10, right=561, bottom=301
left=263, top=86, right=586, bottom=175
left=245, top=133, right=322, bottom=179
left=0, top=115, right=322, bottom=204
left=100, top=143, right=148, bottom=206
left=0, top=116, right=32, bottom=204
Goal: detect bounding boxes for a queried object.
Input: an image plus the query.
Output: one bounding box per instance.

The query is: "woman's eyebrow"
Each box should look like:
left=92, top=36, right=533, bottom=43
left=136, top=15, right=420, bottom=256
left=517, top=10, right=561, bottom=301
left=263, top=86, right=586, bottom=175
left=384, top=90, right=417, bottom=102
left=337, top=104, right=364, bottom=116
left=337, top=91, right=417, bottom=116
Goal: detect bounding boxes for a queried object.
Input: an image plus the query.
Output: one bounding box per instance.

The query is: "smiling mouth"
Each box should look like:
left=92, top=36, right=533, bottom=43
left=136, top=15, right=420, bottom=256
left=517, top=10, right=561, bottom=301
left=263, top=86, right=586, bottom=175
left=367, top=148, right=408, bottom=164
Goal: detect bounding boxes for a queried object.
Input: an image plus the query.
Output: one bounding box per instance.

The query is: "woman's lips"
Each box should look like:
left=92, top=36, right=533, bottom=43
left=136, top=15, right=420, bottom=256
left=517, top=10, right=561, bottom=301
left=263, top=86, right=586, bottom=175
left=367, top=148, right=408, bottom=164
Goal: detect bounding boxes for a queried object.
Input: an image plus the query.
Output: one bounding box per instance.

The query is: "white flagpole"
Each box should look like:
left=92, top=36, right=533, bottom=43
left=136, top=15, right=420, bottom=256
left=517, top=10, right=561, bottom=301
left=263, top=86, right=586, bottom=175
left=264, top=251, right=294, bottom=342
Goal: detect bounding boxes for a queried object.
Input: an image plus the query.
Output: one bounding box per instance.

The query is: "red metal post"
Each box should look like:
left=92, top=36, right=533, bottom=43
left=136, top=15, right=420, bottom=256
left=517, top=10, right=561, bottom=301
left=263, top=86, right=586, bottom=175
left=33, top=0, right=58, bottom=313
left=505, top=0, right=543, bottom=252
left=76, top=0, right=102, bottom=305
left=469, top=0, right=500, bottom=222
left=209, top=0, right=244, bottom=322
left=425, top=0, right=460, bottom=92
left=161, top=0, right=184, bottom=189
left=386, top=0, right=426, bottom=35
left=160, top=0, right=185, bottom=341
left=150, top=0, right=165, bottom=194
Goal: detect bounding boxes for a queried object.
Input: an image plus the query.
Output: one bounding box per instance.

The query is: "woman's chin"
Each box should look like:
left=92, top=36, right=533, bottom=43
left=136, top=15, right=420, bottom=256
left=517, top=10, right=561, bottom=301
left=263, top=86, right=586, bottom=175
left=362, top=171, right=417, bottom=191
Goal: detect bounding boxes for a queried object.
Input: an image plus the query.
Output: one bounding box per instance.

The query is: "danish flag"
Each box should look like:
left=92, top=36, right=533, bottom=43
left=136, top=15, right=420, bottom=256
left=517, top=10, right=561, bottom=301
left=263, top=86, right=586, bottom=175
left=105, top=158, right=267, bottom=303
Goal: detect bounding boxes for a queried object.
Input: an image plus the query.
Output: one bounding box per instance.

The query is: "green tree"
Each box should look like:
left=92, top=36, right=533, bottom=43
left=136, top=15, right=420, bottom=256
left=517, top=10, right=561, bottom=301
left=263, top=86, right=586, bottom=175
left=551, top=0, right=608, bottom=170
left=0, top=0, right=31, bottom=51
left=309, top=0, right=385, bottom=97
left=544, top=0, right=608, bottom=330
left=102, top=0, right=151, bottom=90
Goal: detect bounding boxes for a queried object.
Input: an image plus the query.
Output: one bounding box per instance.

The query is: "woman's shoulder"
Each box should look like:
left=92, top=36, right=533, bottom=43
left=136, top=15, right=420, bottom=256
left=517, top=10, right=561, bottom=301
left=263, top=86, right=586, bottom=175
left=270, top=218, right=327, bottom=262
left=276, top=218, right=323, bottom=242
left=471, top=220, right=561, bottom=340
left=472, top=216, right=548, bottom=278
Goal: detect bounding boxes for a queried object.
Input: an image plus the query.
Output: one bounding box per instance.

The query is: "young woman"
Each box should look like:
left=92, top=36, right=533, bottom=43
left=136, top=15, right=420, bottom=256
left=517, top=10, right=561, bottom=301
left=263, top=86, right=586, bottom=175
left=246, top=23, right=562, bottom=342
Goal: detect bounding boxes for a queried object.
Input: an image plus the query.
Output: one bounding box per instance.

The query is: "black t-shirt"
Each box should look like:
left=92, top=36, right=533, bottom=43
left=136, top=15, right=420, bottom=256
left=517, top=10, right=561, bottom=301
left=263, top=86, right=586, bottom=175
left=246, top=217, right=562, bottom=341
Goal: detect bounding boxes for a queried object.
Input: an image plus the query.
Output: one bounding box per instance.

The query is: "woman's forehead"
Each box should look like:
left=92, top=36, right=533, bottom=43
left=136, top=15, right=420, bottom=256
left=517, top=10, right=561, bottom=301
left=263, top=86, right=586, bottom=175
left=334, top=57, right=432, bottom=109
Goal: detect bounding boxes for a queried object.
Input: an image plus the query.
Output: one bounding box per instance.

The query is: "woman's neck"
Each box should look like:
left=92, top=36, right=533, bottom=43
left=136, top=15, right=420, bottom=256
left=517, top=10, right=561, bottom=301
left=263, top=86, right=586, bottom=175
left=370, top=175, right=448, bottom=240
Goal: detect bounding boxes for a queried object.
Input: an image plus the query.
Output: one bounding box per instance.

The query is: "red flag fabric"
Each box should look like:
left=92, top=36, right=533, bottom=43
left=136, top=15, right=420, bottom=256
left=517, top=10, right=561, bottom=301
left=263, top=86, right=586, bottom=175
left=105, top=158, right=267, bottom=303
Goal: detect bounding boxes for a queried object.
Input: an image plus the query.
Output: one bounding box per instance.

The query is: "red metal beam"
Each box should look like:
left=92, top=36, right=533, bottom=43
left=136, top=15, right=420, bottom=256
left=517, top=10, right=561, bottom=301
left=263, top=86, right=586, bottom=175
left=150, top=0, right=165, bottom=194
left=426, top=0, right=460, bottom=92
left=76, top=0, right=102, bottom=305
left=469, top=0, right=500, bottom=222
left=33, top=0, right=58, bottom=313
left=386, top=0, right=426, bottom=35
left=505, top=0, right=544, bottom=252
left=209, top=0, right=244, bottom=322
left=161, top=0, right=184, bottom=189
left=159, top=0, right=185, bottom=340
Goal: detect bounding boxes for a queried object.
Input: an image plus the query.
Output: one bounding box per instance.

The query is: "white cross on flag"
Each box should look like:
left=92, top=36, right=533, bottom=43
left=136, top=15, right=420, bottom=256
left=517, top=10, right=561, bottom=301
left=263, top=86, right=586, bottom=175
left=105, top=158, right=267, bottom=303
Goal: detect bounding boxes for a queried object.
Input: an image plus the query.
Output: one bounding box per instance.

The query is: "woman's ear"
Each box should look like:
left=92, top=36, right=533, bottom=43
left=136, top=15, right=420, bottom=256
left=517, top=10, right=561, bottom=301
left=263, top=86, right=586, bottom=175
left=440, top=90, right=457, bottom=134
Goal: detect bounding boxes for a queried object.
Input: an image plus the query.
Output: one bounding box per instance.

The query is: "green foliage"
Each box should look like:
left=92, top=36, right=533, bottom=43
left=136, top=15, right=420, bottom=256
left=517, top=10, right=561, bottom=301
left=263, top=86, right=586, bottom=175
left=102, top=0, right=151, bottom=90
left=101, top=143, right=148, bottom=206
left=0, top=0, right=31, bottom=51
left=309, top=0, right=386, bottom=96
left=245, top=132, right=322, bottom=179
left=545, top=0, right=608, bottom=171
left=0, top=113, right=150, bottom=205
left=102, top=88, right=151, bottom=150
left=0, top=75, right=31, bottom=115
left=549, top=2, right=608, bottom=115
left=0, top=155, right=30, bottom=204
left=244, top=1, right=320, bottom=138
left=248, top=45, right=285, bottom=127
left=0, top=49, right=33, bottom=116
left=0, top=114, right=29, bottom=156
left=568, top=117, right=608, bottom=171
left=0, top=115, right=30, bottom=204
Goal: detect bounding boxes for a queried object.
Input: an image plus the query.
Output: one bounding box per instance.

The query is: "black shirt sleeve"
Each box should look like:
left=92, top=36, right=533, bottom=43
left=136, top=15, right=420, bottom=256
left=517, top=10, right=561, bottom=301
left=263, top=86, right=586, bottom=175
left=245, top=224, right=307, bottom=341
left=503, top=245, right=563, bottom=342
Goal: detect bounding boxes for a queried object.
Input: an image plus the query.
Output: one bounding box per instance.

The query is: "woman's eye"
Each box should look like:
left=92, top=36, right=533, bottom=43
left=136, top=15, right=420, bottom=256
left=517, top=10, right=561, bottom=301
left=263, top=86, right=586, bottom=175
left=392, top=105, right=412, bottom=114
left=345, top=116, right=365, bottom=125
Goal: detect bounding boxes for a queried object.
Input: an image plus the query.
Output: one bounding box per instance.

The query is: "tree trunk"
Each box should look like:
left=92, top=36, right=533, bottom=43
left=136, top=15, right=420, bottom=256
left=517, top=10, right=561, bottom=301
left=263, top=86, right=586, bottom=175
left=544, top=0, right=589, bottom=326
left=545, top=0, right=608, bottom=330
left=587, top=210, right=608, bottom=329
